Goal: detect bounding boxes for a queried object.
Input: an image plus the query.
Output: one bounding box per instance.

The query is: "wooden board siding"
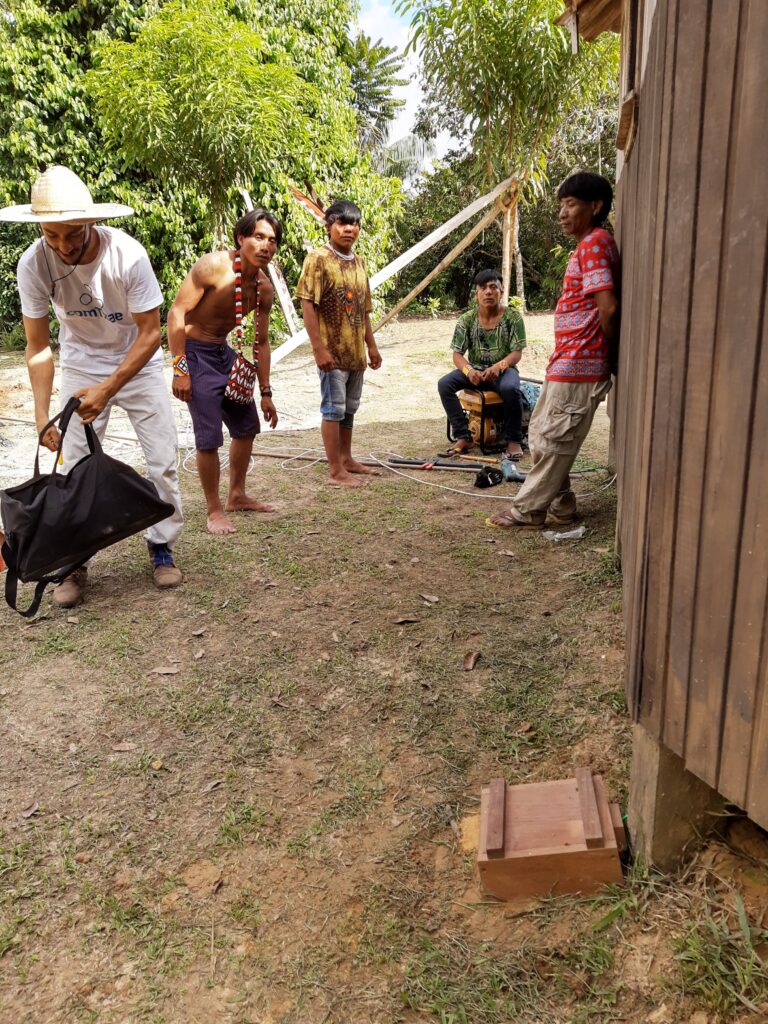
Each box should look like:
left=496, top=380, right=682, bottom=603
left=615, top=0, right=768, bottom=825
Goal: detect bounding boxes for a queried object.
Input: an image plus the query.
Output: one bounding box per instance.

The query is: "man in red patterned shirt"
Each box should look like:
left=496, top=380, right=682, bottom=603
left=488, top=172, right=619, bottom=529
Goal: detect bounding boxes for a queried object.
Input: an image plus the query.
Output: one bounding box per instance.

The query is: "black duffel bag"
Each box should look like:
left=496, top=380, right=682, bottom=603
left=1, top=397, right=175, bottom=617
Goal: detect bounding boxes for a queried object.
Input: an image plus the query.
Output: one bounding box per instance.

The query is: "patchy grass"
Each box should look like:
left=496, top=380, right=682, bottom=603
left=1, top=409, right=764, bottom=1023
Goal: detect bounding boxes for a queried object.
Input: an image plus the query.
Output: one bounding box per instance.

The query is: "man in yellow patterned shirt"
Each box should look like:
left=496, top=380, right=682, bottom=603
left=296, top=200, right=382, bottom=486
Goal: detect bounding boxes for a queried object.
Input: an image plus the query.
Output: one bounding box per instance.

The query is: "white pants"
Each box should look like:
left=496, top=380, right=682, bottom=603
left=60, top=365, right=184, bottom=548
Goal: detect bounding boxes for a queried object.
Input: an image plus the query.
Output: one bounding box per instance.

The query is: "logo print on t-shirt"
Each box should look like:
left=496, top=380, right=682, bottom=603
left=79, top=284, right=103, bottom=311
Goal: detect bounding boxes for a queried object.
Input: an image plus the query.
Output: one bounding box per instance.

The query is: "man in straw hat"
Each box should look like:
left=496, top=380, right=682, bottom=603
left=0, top=166, right=184, bottom=607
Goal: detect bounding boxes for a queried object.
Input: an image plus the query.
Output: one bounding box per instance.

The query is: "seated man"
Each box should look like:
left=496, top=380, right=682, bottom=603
left=438, top=269, right=526, bottom=458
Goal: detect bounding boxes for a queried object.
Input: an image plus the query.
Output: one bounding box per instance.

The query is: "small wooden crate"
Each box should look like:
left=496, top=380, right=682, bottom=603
left=477, top=769, right=626, bottom=900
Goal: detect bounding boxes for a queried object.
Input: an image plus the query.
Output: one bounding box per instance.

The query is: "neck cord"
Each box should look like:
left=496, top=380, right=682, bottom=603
left=325, top=242, right=355, bottom=262
left=38, top=226, right=92, bottom=299
left=234, top=251, right=259, bottom=365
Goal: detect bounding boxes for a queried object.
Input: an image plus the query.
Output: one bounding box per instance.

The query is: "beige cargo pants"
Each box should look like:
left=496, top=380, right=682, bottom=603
left=510, top=378, right=612, bottom=525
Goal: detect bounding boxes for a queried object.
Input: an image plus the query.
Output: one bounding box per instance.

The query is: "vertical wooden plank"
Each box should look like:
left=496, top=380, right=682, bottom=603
left=485, top=778, right=506, bottom=856
left=624, top=0, right=678, bottom=723
left=639, top=0, right=709, bottom=740
left=724, top=272, right=768, bottom=811
left=683, top=0, right=768, bottom=786
left=621, top=0, right=667, bottom=716
left=575, top=769, right=603, bottom=849
left=665, top=0, right=742, bottom=754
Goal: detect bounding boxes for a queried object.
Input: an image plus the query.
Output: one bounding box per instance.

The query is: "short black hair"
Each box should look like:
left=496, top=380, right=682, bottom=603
left=474, top=268, right=503, bottom=287
left=325, top=199, right=362, bottom=229
left=557, top=172, right=613, bottom=225
left=233, top=208, right=282, bottom=248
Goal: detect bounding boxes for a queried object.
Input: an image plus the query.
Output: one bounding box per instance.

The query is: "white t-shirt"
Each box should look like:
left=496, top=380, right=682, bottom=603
left=17, top=226, right=164, bottom=375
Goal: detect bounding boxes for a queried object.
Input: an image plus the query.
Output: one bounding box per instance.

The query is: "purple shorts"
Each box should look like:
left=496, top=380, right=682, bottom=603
left=186, top=339, right=260, bottom=451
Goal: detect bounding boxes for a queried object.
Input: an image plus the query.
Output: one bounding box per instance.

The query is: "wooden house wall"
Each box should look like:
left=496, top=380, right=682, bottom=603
left=614, top=0, right=768, bottom=827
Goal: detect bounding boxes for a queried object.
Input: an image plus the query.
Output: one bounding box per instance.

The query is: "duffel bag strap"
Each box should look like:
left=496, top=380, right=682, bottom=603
left=1, top=542, right=70, bottom=619
left=4, top=570, right=50, bottom=619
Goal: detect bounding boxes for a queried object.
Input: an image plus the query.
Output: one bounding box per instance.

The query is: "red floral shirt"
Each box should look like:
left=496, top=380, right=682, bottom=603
left=547, top=227, right=619, bottom=383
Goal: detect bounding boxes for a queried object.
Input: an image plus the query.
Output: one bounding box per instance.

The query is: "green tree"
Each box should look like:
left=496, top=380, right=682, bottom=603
left=0, top=0, right=212, bottom=326
left=346, top=33, right=409, bottom=152
left=88, top=0, right=311, bottom=243
left=392, top=92, right=619, bottom=311
left=397, top=0, right=618, bottom=304
left=86, top=0, right=404, bottom=295
left=400, top=0, right=618, bottom=186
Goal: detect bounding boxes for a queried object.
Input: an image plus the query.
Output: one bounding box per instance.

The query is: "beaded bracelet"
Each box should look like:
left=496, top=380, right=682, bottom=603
left=172, top=354, right=189, bottom=377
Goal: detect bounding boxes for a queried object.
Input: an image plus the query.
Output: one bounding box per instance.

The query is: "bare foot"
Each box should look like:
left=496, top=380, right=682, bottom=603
left=207, top=510, right=236, bottom=535
left=505, top=443, right=524, bottom=459
left=226, top=494, right=276, bottom=513
left=328, top=471, right=368, bottom=488
left=343, top=459, right=381, bottom=476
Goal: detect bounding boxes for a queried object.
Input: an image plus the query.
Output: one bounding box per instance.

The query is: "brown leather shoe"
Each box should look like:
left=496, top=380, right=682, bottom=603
left=153, top=563, right=182, bottom=589
left=52, top=567, right=88, bottom=608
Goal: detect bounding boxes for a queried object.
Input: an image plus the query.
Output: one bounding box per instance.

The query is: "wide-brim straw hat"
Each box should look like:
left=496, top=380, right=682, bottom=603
left=0, top=166, right=133, bottom=223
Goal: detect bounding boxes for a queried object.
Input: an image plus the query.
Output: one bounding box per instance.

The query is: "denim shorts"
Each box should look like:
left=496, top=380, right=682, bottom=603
left=318, top=368, right=365, bottom=428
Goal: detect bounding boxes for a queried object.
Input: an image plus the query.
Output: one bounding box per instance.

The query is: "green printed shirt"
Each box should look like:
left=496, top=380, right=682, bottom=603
left=450, top=307, right=526, bottom=369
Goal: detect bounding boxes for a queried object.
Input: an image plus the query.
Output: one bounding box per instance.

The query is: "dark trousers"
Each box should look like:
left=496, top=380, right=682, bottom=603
left=438, top=367, right=523, bottom=443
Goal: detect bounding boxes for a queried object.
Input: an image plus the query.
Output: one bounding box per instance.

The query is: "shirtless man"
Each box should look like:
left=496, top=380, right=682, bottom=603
left=168, top=209, right=280, bottom=535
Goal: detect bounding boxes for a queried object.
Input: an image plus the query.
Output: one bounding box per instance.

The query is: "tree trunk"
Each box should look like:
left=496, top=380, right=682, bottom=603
left=501, top=201, right=513, bottom=306
left=513, top=202, right=525, bottom=311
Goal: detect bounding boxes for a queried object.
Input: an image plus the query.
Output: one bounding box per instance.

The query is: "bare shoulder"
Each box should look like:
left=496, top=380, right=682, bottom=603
left=191, top=250, right=231, bottom=286
left=258, top=269, right=275, bottom=307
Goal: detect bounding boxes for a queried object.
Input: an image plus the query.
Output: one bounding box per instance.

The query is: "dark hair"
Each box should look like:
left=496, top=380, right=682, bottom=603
left=233, top=208, right=282, bottom=248
left=325, top=199, right=362, bottom=229
left=474, top=268, right=503, bottom=288
left=557, top=172, right=613, bottom=225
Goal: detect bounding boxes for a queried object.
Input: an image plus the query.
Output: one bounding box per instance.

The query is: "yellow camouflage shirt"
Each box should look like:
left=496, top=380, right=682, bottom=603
left=296, top=246, right=372, bottom=371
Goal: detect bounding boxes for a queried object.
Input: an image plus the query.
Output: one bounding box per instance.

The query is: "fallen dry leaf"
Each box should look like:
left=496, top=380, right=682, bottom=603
left=111, top=742, right=137, bottom=752
left=332, top=631, right=341, bottom=643
left=420, top=594, right=440, bottom=604
left=319, top=651, right=332, bottom=662
left=66, top=615, right=79, bottom=625
left=191, top=628, right=207, bottom=637
left=201, top=779, right=222, bottom=794
left=463, top=651, right=481, bottom=671
left=21, top=802, right=39, bottom=819
left=499, top=550, right=516, bottom=558
left=152, top=666, right=179, bottom=676
left=151, top=759, right=163, bottom=771
left=194, top=649, right=204, bottom=660
left=394, top=615, right=421, bottom=624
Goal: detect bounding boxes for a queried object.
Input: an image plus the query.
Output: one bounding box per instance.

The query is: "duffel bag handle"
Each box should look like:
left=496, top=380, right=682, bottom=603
left=34, top=397, right=98, bottom=477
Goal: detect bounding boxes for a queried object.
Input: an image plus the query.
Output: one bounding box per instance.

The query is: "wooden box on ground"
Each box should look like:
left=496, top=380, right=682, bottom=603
left=477, top=770, right=626, bottom=900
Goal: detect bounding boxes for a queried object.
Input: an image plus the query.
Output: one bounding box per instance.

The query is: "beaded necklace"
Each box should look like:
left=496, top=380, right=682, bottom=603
left=325, top=241, right=356, bottom=262
left=233, top=250, right=259, bottom=364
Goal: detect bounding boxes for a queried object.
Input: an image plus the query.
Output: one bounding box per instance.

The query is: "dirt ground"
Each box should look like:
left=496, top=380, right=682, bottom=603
left=1, top=315, right=767, bottom=1023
